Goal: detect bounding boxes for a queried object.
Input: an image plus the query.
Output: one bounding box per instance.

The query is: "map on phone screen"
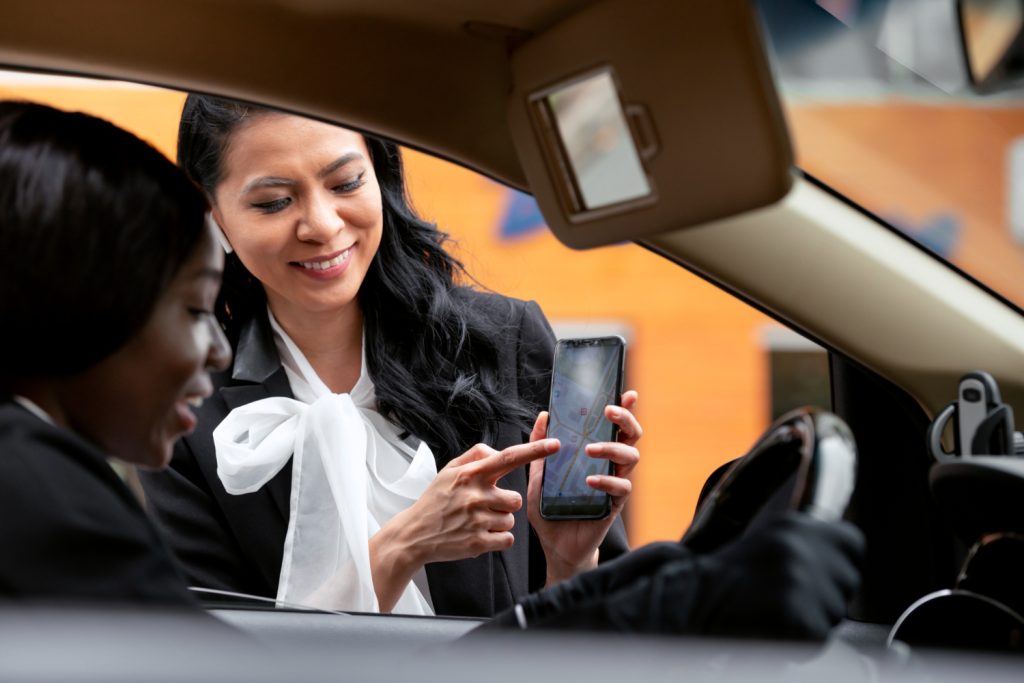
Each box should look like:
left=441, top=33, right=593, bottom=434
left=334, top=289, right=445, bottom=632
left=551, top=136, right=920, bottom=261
left=544, top=343, right=619, bottom=500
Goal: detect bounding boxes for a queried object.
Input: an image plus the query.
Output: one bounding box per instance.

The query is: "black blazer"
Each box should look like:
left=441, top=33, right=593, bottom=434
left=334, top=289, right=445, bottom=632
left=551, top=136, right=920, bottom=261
left=141, top=290, right=628, bottom=617
left=0, top=401, right=195, bottom=605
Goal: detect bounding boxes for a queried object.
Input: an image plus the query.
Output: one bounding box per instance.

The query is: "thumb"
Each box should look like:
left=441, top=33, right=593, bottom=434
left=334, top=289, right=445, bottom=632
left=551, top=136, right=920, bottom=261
left=529, top=456, right=544, bottom=489
left=529, top=412, right=548, bottom=442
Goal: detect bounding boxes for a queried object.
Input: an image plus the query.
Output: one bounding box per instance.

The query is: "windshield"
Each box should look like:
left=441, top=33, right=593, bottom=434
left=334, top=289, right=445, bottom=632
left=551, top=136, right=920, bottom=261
left=759, top=0, right=1024, bottom=310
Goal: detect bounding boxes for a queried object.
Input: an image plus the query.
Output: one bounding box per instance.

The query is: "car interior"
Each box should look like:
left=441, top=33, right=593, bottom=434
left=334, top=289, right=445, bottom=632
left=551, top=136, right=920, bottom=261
left=2, top=0, right=1024, bottom=679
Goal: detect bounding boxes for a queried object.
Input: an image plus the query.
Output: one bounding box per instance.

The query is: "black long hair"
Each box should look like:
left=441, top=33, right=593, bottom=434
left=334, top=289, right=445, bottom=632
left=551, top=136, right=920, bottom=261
left=0, top=101, right=207, bottom=391
left=177, top=95, right=533, bottom=461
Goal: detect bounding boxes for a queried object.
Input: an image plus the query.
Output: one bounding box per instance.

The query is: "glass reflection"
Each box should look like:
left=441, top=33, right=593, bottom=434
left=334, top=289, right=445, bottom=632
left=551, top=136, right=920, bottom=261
left=547, top=71, right=651, bottom=210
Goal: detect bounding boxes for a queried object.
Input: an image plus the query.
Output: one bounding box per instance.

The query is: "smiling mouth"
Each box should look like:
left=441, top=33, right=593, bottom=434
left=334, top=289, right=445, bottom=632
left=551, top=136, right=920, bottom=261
left=293, top=247, right=352, bottom=271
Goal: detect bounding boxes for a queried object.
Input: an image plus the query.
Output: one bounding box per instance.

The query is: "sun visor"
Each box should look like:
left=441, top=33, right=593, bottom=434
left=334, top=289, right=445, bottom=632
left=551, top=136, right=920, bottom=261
left=507, top=0, right=793, bottom=249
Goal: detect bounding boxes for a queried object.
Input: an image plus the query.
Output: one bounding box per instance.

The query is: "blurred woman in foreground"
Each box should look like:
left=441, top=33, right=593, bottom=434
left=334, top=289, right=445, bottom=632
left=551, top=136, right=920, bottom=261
left=0, top=101, right=231, bottom=603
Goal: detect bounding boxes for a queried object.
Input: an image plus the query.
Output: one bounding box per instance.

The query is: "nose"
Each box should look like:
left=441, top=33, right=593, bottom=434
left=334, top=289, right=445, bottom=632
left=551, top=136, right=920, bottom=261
left=205, top=316, right=232, bottom=373
left=295, top=191, right=344, bottom=243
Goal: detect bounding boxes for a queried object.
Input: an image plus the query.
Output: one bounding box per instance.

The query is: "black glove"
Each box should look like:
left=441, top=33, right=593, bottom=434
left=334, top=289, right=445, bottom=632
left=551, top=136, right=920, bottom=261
left=482, top=512, right=863, bottom=641
left=686, top=512, right=864, bottom=640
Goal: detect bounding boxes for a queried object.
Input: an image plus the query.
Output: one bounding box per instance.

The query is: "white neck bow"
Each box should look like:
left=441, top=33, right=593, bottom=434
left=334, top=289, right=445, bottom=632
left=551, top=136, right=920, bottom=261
left=213, top=310, right=437, bottom=614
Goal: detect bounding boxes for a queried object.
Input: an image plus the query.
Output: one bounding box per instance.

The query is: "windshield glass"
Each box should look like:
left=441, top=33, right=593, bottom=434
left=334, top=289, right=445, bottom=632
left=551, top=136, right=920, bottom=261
left=759, top=0, right=1024, bottom=309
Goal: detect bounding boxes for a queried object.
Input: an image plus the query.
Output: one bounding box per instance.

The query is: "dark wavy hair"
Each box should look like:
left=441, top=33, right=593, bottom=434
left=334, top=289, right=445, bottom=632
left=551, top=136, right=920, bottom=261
left=0, top=101, right=207, bottom=390
left=177, top=95, right=532, bottom=460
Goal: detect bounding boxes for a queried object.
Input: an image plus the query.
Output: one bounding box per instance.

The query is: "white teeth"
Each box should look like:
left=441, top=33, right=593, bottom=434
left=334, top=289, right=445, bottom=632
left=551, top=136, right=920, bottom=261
left=298, top=249, right=350, bottom=270
left=187, top=397, right=204, bottom=408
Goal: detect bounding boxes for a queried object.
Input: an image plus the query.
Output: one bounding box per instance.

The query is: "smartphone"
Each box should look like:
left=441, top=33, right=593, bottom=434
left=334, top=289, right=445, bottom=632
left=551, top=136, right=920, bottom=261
left=540, top=336, right=626, bottom=520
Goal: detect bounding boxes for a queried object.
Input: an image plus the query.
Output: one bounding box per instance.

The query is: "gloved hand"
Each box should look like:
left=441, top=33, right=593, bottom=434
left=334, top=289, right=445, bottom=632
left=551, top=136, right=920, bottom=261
left=481, top=512, right=864, bottom=642
left=687, top=512, right=864, bottom=640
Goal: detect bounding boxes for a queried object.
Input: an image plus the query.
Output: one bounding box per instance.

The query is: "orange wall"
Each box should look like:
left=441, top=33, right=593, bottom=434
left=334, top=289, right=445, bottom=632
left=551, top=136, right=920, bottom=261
left=0, top=84, right=185, bottom=159
left=402, top=153, right=771, bottom=545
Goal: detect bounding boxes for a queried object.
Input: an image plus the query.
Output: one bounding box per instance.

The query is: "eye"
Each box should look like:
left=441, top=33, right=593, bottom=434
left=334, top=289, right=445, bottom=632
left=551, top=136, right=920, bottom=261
left=188, top=308, right=215, bottom=320
left=332, top=172, right=366, bottom=194
left=251, top=197, right=292, bottom=214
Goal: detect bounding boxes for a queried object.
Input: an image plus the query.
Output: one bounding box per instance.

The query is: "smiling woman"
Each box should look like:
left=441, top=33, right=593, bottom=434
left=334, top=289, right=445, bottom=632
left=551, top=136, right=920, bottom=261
left=0, top=100, right=231, bottom=602
left=212, top=114, right=384, bottom=368
left=140, top=95, right=641, bottom=617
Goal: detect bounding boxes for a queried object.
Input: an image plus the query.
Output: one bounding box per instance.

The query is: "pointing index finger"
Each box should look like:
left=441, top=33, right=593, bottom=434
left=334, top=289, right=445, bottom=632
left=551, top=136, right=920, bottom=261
left=470, top=438, right=559, bottom=483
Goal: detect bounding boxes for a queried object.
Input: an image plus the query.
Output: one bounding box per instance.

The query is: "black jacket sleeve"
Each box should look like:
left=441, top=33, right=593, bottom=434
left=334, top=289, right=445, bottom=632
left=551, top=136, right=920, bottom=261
left=483, top=513, right=864, bottom=641
left=0, top=417, right=196, bottom=607
left=139, top=437, right=270, bottom=596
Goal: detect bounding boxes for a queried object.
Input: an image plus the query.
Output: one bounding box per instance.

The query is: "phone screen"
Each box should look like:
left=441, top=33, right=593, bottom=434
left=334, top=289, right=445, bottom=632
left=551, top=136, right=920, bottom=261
left=541, top=337, right=625, bottom=519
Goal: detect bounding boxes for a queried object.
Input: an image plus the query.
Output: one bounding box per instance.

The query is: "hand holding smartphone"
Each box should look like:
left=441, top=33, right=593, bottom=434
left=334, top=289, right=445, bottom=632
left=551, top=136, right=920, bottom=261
left=540, top=336, right=626, bottom=520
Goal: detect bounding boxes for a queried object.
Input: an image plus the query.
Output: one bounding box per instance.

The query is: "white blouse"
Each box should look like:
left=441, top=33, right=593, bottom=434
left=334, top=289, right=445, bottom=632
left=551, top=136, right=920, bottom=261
left=212, top=309, right=437, bottom=614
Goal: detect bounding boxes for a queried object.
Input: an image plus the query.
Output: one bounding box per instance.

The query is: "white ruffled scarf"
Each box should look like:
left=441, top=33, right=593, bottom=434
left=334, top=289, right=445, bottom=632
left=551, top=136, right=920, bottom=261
left=212, top=309, right=437, bottom=614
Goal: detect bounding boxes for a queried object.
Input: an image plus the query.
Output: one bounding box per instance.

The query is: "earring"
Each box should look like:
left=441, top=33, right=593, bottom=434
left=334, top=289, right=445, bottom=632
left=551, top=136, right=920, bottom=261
left=207, top=212, right=234, bottom=254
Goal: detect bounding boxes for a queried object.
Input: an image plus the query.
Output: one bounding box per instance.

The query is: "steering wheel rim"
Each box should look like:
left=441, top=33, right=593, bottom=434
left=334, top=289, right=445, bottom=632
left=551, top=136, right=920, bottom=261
left=682, top=407, right=858, bottom=554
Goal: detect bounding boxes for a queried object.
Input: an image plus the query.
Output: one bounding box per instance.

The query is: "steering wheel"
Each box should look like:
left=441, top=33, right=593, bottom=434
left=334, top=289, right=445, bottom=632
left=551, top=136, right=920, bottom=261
left=682, top=407, right=858, bottom=554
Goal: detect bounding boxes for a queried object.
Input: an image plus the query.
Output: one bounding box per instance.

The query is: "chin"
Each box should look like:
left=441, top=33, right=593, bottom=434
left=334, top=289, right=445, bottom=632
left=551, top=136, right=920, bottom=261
left=144, top=443, right=176, bottom=470
left=125, top=439, right=175, bottom=471
left=305, top=284, right=361, bottom=309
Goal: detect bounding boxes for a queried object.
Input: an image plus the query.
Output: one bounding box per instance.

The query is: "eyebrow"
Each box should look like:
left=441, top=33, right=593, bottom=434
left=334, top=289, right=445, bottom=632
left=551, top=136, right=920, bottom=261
left=240, top=176, right=293, bottom=195
left=239, top=152, right=364, bottom=196
left=318, top=152, right=363, bottom=178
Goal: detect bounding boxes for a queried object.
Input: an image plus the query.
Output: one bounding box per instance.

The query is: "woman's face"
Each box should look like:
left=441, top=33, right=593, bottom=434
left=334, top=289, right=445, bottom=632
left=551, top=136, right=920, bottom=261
left=63, top=224, right=231, bottom=469
left=211, top=114, right=384, bottom=323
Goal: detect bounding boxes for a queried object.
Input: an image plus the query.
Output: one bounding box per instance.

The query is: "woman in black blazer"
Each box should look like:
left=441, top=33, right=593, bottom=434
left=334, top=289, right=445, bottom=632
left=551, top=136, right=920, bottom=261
left=141, top=96, right=640, bottom=617
left=0, top=101, right=231, bottom=603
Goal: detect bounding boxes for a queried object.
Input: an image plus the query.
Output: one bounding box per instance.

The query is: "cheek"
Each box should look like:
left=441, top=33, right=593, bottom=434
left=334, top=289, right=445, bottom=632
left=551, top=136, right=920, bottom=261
left=354, top=195, right=385, bottom=250
left=138, top=322, right=205, bottom=407
left=229, top=222, right=291, bottom=275
left=348, top=177, right=383, bottom=229
left=163, top=326, right=208, bottom=382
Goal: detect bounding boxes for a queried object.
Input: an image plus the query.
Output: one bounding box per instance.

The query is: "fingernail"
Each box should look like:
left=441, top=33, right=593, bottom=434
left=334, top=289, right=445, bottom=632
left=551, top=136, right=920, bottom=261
left=587, top=444, right=602, bottom=454
left=545, top=438, right=559, bottom=449
left=607, top=406, right=621, bottom=417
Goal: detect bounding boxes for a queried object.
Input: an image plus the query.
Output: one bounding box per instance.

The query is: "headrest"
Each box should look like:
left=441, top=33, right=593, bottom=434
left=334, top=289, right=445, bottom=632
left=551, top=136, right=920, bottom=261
left=927, top=371, right=1024, bottom=542
left=931, top=458, right=1024, bottom=542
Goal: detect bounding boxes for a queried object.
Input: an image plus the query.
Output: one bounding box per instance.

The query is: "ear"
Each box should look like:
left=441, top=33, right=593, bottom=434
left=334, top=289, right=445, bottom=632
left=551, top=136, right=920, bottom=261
left=207, top=210, right=234, bottom=254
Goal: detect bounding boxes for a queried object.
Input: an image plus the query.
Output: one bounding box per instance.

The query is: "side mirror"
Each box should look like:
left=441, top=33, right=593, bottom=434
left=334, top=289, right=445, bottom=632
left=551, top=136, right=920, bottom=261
left=959, top=0, right=1024, bottom=93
